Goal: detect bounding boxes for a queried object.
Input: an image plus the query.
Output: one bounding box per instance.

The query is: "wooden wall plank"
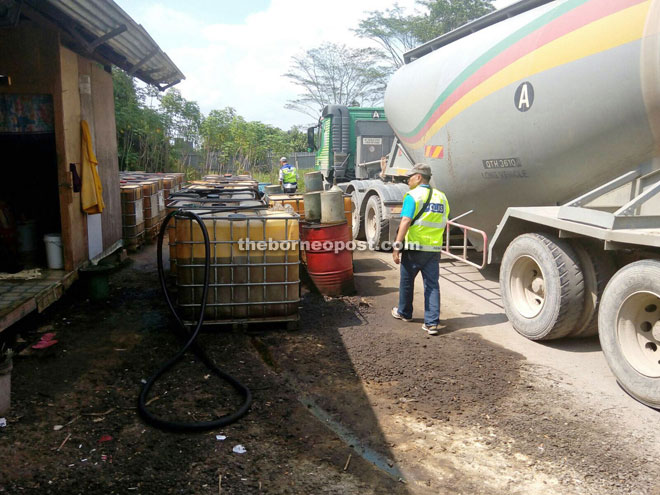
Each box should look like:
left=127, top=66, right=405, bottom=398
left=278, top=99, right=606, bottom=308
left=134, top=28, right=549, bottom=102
left=91, top=64, right=122, bottom=249
left=59, top=46, right=88, bottom=270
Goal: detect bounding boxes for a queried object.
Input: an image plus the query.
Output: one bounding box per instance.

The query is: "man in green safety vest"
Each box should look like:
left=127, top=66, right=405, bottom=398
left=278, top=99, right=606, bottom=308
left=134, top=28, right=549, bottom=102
left=391, top=163, right=450, bottom=335
left=278, top=157, right=298, bottom=193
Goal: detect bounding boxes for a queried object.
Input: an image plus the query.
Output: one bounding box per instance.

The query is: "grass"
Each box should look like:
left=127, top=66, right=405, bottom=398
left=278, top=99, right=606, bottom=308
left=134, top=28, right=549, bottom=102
left=252, top=168, right=316, bottom=194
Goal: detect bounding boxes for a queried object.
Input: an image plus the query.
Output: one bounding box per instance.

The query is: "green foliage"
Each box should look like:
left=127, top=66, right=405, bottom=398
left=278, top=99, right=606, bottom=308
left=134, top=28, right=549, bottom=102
left=413, top=0, right=496, bottom=42
left=252, top=169, right=315, bottom=192
left=113, top=70, right=308, bottom=175
left=113, top=68, right=171, bottom=172
left=284, top=43, right=390, bottom=119
left=354, top=4, right=420, bottom=70
left=161, top=88, right=202, bottom=144
left=202, top=116, right=306, bottom=175
left=355, top=0, right=495, bottom=71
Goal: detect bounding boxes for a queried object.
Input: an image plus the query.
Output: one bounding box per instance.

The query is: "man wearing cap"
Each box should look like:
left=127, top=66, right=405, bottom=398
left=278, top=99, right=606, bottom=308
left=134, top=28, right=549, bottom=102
left=278, top=157, right=298, bottom=193
left=391, top=163, right=450, bottom=335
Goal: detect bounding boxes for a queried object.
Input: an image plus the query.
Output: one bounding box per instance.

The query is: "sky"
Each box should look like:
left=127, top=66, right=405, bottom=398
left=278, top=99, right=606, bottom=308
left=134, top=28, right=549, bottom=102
left=115, top=0, right=517, bottom=131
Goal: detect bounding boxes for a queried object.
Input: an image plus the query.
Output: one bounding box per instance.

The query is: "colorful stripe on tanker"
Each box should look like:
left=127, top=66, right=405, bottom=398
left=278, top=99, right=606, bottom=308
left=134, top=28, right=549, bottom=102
left=425, top=145, right=444, bottom=158
left=399, top=0, right=651, bottom=149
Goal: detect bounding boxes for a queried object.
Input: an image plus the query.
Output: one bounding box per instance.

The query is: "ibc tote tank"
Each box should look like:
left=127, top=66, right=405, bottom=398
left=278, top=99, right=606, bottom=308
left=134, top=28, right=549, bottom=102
left=385, top=0, right=660, bottom=247
left=174, top=209, right=300, bottom=322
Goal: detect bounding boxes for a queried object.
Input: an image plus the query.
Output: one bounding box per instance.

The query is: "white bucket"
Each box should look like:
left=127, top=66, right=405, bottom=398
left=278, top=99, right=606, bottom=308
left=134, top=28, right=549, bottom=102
left=43, top=233, right=64, bottom=269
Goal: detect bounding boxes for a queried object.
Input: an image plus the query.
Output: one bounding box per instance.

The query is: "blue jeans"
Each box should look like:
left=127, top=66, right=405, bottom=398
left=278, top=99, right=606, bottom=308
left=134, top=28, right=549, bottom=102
left=398, top=250, right=441, bottom=326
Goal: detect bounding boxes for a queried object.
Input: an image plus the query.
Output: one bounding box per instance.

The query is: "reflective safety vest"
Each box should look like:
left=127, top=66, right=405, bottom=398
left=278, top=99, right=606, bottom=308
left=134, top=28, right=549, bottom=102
left=404, top=186, right=450, bottom=252
left=281, top=165, right=297, bottom=184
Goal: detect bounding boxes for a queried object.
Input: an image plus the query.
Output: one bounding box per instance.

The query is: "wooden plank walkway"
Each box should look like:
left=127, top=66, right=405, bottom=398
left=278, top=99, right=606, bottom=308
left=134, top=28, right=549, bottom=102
left=0, top=270, right=78, bottom=332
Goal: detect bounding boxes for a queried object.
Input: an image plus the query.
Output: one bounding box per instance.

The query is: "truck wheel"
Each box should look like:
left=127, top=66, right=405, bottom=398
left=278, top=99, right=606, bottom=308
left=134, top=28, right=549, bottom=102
left=500, top=233, right=584, bottom=340
left=570, top=241, right=617, bottom=338
left=364, top=195, right=388, bottom=250
left=598, top=260, right=660, bottom=409
left=351, top=189, right=365, bottom=240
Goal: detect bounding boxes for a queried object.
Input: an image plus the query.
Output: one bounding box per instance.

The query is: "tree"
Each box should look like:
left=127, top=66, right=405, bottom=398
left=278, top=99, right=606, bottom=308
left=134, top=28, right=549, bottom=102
left=413, top=0, right=496, bottom=43
left=286, top=126, right=308, bottom=153
left=200, top=107, right=236, bottom=173
left=113, top=68, right=171, bottom=172
left=354, top=4, right=420, bottom=70
left=161, top=88, right=201, bottom=145
left=160, top=88, right=202, bottom=168
left=114, top=70, right=308, bottom=175
left=198, top=107, right=307, bottom=174
left=354, top=0, right=495, bottom=70
left=284, top=43, right=390, bottom=119
left=113, top=69, right=141, bottom=170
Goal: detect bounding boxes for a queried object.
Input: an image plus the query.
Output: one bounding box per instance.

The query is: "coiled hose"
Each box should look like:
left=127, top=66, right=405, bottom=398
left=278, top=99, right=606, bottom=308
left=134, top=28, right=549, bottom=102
left=138, top=209, right=252, bottom=432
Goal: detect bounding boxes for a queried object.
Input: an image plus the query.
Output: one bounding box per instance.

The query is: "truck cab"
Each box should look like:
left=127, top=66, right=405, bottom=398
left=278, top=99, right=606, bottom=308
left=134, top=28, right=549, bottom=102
left=307, top=105, right=395, bottom=183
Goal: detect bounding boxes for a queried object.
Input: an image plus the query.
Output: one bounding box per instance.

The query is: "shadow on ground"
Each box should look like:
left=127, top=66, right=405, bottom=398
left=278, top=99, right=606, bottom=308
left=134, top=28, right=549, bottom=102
left=353, top=257, right=394, bottom=274
left=0, top=244, right=408, bottom=494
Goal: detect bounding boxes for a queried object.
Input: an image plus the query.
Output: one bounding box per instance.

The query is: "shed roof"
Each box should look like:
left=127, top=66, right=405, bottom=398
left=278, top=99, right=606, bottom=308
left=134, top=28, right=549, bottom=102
left=22, top=0, right=184, bottom=89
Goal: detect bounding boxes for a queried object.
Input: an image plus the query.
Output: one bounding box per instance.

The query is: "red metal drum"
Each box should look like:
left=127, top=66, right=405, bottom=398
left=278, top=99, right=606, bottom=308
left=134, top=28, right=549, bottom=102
left=301, top=221, right=354, bottom=296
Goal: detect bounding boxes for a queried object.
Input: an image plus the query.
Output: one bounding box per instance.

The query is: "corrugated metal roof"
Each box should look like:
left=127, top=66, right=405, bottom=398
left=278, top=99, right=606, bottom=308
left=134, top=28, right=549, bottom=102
left=24, top=0, right=184, bottom=89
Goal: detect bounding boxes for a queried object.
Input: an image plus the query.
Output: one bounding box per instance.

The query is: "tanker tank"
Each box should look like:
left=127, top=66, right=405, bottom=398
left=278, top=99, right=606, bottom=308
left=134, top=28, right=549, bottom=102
left=384, top=0, right=660, bottom=249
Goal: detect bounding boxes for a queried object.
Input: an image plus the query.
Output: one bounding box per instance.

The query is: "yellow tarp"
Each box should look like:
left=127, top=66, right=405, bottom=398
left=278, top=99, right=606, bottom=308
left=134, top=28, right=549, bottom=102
left=81, top=120, right=105, bottom=214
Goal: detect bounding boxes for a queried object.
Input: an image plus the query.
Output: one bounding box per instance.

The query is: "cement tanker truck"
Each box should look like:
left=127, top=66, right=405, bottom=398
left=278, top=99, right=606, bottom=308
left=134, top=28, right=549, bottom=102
left=349, top=0, right=660, bottom=408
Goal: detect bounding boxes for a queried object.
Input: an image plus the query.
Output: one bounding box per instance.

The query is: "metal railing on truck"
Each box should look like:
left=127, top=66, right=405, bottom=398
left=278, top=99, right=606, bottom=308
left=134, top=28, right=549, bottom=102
left=441, top=220, right=488, bottom=269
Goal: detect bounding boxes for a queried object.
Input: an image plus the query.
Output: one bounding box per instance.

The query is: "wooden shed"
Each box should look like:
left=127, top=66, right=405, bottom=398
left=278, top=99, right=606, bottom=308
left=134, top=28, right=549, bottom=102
left=0, top=0, right=184, bottom=332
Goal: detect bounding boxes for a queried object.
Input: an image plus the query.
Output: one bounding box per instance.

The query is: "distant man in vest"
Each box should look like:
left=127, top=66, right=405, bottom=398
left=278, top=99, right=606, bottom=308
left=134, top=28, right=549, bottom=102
left=278, top=157, right=298, bottom=193
left=391, top=163, right=450, bottom=335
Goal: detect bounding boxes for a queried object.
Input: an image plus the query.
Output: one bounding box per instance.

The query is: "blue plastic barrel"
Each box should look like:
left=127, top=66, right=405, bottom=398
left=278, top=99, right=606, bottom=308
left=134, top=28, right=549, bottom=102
left=258, top=182, right=270, bottom=193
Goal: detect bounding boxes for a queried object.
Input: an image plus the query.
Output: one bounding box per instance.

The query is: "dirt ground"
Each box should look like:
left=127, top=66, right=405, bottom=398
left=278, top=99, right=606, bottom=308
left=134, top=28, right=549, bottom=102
left=0, top=244, right=658, bottom=494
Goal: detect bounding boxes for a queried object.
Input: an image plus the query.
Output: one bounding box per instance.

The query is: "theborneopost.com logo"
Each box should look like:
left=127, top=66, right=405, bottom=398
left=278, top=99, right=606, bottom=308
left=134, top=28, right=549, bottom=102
left=236, top=239, right=416, bottom=254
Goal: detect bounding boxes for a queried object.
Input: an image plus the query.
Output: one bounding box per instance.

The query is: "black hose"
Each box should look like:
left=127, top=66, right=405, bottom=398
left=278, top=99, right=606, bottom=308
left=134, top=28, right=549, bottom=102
left=169, top=187, right=260, bottom=200
left=138, top=209, right=252, bottom=432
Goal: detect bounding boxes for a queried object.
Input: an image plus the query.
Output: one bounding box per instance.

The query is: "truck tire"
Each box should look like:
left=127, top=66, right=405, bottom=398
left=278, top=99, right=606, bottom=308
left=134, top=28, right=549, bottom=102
left=598, top=260, right=660, bottom=409
left=500, top=233, right=584, bottom=340
left=351, top=189, right=365, bottom=240
left=364, top=195, right=388, bottom=250
left=570, top=241, right=617, bottom=338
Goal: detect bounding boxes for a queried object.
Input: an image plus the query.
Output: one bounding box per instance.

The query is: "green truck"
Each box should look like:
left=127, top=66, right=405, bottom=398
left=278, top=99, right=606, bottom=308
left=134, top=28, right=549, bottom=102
left=307, top=104, right=411, bottom=243
left=307, top=105, right=396, bottom=183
